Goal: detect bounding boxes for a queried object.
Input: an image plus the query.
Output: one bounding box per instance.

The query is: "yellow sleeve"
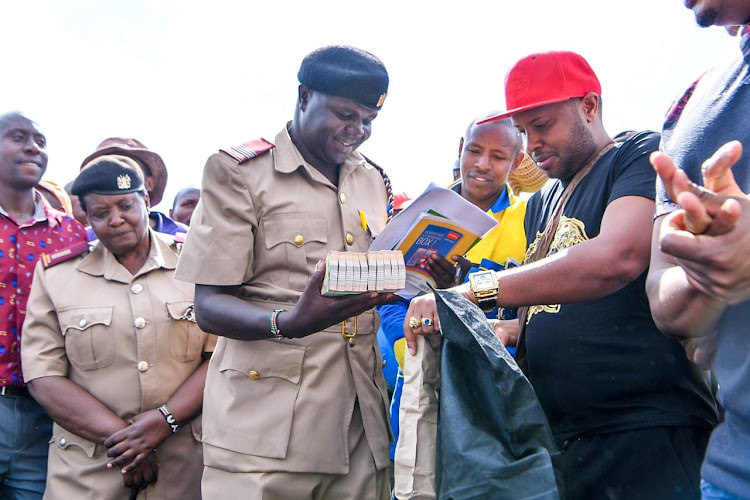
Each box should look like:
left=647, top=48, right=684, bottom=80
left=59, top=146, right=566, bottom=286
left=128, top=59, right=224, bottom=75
left=394, top=337, right=406, bottom=371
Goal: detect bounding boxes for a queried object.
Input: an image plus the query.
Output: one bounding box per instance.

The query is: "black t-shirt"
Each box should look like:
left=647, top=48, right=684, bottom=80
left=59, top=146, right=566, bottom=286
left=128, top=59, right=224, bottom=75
left=523, top=131, right=718, bottom=442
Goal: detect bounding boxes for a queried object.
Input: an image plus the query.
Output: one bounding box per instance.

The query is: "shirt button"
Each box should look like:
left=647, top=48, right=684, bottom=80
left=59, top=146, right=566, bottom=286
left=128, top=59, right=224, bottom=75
left=346, top=233, right=354, bottom=246
left=339, top=193, right=347, bottom=204
left=137, top=361, right=149, bottom=372
left=131, top=284, right=143, bottom=294
left=59, top=438, right=66, bottom=447
left=78, top=319, right=87, bottom=328
left=134, top=318, right=146, bottom=329
left=249, top=370, right=259, bottom=380
left=294, top=234, right=304, bottom=246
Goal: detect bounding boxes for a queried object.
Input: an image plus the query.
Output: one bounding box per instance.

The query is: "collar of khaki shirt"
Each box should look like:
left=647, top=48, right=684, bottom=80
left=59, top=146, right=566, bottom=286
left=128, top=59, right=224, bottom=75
left=273, top=122, right=369, bottom=188
left=76, top=228, right=178, bottom=283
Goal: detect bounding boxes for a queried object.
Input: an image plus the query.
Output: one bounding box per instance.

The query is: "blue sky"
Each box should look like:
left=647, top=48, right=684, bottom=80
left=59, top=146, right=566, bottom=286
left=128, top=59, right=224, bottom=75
left=0, top=1, right=738, bottom=208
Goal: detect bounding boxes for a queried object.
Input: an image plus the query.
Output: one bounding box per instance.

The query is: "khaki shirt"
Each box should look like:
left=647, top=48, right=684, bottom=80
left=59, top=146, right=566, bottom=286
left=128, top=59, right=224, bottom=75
left=22, top=230, right=216, bottom=500
left=175, top=125, right=392, bottom=473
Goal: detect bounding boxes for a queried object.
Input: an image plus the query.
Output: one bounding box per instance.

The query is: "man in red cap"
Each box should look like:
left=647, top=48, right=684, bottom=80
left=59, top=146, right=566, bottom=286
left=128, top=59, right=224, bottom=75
left=404, top=52, right=718, bottom=498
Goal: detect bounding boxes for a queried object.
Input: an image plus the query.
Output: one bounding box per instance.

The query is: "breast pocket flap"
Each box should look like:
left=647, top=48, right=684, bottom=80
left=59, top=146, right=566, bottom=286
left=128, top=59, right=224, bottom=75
left=59, top=306, right=113, bottom=335
left=218, top=339, right=305, bottom=384
left=165, top=301, right=195, bottom=322
left=262, top=213, right=328, bottom=250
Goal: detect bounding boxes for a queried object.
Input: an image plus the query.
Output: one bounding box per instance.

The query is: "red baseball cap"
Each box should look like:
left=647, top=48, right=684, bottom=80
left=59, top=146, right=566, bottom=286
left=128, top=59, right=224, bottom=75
left=477, top=51, right=601, bottom=125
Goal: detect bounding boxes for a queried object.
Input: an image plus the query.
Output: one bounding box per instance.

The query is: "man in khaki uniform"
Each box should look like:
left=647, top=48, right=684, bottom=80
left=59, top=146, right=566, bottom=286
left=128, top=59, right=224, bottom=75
left=175, top=45, right=395, bottom=499
left=22, top=157, right=216, bottom=499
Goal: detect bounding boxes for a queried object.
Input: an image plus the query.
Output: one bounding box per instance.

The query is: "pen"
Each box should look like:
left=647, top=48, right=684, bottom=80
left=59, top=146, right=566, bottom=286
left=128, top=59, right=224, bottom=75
left=453, top=261, right=462, bottom=286
left=359, top=210, right=368, bottom=231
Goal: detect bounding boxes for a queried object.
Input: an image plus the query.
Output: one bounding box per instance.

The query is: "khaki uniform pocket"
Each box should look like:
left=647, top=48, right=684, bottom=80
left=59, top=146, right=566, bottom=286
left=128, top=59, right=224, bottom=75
left=58, top=306, right=114, bottom=371
left=262, top=213, right=327, bottom=290
left=166, top=301, right=204, bottom=363
left=203, top=339, right=306, bottom=459
left=49, top=423, right=97, bottom=458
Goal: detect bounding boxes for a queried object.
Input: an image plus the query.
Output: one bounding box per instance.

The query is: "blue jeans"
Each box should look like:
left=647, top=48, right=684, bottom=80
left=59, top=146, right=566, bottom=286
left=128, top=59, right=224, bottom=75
left=0, top=394, right=52, bottom=499
left=701, top=480, right=743, bottom=500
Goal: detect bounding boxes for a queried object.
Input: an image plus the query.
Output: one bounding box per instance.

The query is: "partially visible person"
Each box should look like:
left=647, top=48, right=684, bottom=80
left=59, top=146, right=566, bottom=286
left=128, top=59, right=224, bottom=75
left=81, top=138, right=187, bottom=236
left=451, top=159, right=461, bottom=181
left=63, top=180, right=88, bottom=227
left=175, top=45, right=396, bottom=499
left=377, top=191, right=411, bottom=393
left=405, top=51, right=719, bottom=499
left=169, top=187, right=200, bottom=226
left=22, top=156, right=215, bottom=499
left=378, top=115, right=529, bottom=460
left=376, top=191, right=411, bottom=463
left=0, top=112, right=87, bottom=499
left=647, top=3, right=750, bottom=499
left=37, top=180, right=73, bottom=216
left=451, top=117, right=530, bottom=305
left=506, top=152, right=549, bottom=196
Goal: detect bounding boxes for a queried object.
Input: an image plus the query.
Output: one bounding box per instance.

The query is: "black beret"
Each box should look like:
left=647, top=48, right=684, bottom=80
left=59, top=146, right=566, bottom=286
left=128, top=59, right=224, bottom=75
left=298, top=45, right=389, bottom=109
left=72, top=155, right=145, bottom=197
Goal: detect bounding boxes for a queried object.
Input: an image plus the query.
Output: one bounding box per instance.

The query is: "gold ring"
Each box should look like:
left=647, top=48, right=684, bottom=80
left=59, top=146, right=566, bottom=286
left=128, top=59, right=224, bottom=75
left=409, top=317, right=421, bottom=329
left=421, top=318, right=433, bottom=327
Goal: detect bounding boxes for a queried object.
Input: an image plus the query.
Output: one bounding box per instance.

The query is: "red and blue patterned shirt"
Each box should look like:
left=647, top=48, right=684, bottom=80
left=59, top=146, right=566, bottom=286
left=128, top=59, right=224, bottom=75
left=0, top=191, right=87, bottom=386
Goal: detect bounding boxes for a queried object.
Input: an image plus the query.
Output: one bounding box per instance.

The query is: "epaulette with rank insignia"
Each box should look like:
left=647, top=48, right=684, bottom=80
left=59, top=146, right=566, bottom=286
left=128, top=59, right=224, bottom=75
left=40, top=241, right=91, bottom=269
left=362, top=155, right=394, bottom=221
left=220, top=138, right=276, bottom=164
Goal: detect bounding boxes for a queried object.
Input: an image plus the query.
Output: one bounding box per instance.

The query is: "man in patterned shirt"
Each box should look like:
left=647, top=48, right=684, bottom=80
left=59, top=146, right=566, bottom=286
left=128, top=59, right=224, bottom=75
left=0, top=112, right=87, bottom=499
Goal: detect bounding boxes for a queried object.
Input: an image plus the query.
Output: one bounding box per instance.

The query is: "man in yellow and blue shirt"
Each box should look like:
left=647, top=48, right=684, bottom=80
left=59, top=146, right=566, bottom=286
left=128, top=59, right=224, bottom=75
left=378, top=115, right=542, bottom=456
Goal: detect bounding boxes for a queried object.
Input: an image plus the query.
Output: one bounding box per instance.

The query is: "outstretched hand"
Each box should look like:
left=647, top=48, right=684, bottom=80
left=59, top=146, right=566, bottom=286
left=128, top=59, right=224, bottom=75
left=403, top=281, right=475, bottom=356
left=651, top=141, right=750, bottom=304
left=280, top=261, right=397, bottom=338
left=651, top=141, right=745, bottom=236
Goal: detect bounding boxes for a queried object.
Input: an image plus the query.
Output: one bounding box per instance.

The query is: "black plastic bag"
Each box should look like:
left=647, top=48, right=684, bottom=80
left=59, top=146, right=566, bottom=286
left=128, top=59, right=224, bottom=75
left=435, top=289, right=563, bottom=499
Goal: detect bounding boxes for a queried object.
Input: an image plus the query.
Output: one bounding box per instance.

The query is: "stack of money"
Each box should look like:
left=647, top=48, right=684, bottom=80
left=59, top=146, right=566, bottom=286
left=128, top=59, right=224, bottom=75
left=321, top=250, right=406, bottom=296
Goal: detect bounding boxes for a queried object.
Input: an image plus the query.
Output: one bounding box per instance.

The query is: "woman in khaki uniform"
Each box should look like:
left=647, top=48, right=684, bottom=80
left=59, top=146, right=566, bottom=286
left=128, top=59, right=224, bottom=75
left=21, top=156, right=215, bottom=499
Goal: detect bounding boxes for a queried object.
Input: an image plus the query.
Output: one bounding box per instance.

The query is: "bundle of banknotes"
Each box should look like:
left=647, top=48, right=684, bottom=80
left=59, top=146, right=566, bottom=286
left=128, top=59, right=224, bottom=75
left=321, top=250, right=406, bottom=295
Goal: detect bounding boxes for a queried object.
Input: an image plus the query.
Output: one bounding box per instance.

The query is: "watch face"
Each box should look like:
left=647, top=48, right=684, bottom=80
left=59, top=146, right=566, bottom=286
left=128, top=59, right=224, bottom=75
left=473, top=272, right=494, bottom=288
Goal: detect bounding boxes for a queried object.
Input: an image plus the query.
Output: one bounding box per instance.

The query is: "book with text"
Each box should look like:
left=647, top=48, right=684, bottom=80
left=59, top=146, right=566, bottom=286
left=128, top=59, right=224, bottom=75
left=369, top=183, right=498, bottom=299
left=395, top=213, right=481, bottom=297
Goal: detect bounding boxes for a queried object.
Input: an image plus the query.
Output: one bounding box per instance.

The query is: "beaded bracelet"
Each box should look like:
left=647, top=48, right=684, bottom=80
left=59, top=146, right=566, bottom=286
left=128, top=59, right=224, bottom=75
left=158, top=404, right=179, bottom=434
left=270, top=309, right=286, bottom=339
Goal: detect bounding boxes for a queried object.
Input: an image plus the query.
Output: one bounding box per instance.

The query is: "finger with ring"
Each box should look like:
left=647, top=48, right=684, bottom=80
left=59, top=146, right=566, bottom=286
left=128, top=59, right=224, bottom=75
left=421, top=318, right=433, bottom=327
left=409, top=317, right=421, bottom=329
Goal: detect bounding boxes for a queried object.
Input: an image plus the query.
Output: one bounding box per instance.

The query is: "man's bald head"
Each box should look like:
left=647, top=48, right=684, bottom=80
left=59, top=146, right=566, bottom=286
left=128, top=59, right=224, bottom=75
left=464, top=117, right=523, bottom=158
left=170, top=187, right=200, bottom=226
left=0, top=112, right=38, bottom=133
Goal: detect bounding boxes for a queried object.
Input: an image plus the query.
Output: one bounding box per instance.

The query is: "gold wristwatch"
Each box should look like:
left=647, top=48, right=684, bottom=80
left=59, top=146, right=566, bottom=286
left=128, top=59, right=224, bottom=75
left=468, top=270, right=499, bottom=313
